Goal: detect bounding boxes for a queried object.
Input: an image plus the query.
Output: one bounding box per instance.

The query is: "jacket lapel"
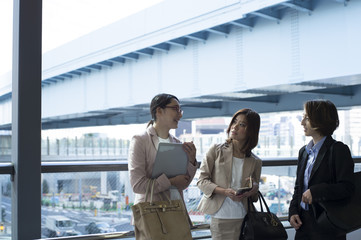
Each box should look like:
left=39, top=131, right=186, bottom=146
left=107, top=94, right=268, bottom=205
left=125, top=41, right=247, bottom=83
left=299, top=147, right=308, bottom=184
left=300, top=147, right=308, bottom=172
left=223, top=143, right=233, bottom=187
left=309, top=136, right=334, bottom=180
left=148, top=126, right=159, bottom=150
left=242, top=157, right=254, bottom=187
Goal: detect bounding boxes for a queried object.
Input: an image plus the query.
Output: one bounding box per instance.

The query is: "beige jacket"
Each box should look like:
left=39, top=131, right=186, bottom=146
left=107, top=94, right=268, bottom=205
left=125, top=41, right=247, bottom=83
left=128, top=125, right=198, bottom=204
left=197, top=142, right=262, bottom=215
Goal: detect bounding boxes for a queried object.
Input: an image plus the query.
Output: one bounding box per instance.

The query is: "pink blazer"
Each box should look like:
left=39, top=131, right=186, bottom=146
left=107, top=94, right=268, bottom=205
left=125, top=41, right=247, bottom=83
left=128, top=125, right=198, bottom=204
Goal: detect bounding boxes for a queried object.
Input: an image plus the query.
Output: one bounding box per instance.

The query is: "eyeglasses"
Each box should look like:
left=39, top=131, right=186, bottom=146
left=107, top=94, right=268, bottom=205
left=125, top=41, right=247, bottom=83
left=302, top=114, right=309, bottom=121
left=164, top=106, right=183, bottom=114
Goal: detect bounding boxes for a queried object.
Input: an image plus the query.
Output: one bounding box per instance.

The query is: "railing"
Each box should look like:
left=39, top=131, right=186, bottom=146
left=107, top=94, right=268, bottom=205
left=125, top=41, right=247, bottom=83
left=1, top=157, right=360, bottom=239
left=36, top=224, right=212, bottom=240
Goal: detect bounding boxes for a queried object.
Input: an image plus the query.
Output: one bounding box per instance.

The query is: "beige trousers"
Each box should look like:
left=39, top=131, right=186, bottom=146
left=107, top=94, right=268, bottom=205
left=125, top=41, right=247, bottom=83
left=210, top=217, right=243, bottom=240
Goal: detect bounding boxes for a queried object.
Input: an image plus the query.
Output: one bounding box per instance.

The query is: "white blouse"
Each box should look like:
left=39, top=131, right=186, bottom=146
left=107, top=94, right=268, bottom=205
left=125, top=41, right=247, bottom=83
left=213, top=156, right=247, bottom=219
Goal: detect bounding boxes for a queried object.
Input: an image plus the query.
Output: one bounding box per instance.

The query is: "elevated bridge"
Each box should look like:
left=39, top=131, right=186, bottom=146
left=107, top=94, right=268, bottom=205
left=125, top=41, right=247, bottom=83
left=0, top=0, right=360, bottom=130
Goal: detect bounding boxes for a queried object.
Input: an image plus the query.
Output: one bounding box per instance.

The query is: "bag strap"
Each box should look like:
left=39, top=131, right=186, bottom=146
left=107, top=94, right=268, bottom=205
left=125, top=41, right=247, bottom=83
left=247, top=191, right=271, bottom=214
left=145, top=179, right=172, bottom=205
left=150, top=179, right=155, bottom=204
left=258, top=191, right=271, bottom=213
left=328, top=140, right=336, bottom=183
left=144, top=179, right=152, bottom=202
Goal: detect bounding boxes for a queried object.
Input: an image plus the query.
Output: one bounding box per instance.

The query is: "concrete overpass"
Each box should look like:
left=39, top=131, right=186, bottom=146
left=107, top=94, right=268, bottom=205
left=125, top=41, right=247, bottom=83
left=0, top=0, right=360, bottom=130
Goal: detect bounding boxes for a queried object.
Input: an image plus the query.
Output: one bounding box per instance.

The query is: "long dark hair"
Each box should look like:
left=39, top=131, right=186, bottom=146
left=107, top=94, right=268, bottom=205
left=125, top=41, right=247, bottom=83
left=226, top=108, right=260, bottom=157
left=147, top=93, right=180, bottom=127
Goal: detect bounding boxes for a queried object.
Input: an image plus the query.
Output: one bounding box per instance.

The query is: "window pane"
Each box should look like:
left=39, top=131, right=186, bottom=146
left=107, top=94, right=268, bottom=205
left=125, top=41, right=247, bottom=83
left=0, top=0, right=12, bottom=238
left=0, top=0, right=12, bottom=163
left=41, top=132, right=130, bottom=161
left=0, top=175, right=12, bottom=238
left=41, top=171, right=133, bottom=237
left=259, top=166, right=296, bottom=218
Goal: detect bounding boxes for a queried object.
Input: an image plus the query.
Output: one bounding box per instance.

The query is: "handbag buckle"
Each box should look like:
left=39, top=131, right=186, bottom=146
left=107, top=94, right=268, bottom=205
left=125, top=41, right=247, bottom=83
left=159, top=204, right=167, bottom=212
left=271, top=217, right=279, bottom=227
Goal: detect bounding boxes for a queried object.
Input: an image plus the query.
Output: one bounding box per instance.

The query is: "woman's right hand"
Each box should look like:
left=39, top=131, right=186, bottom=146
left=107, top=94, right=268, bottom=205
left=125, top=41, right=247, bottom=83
left=215, top=187, right=243, bottom=202
left=183, top=141, right=197, bottom=165
left=169, top=175, right=190, bottom=190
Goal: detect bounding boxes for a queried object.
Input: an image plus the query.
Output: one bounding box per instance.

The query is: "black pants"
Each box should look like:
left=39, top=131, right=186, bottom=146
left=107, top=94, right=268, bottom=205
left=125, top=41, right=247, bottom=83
left=295, top=209, right=346, bottom=240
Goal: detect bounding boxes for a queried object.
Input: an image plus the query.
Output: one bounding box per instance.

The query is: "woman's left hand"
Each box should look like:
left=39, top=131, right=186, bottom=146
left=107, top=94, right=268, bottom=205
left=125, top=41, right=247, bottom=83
left=236, top=183, right=259, bottom=200
left=302, top=189, right=313, bottom=204
left=183, top=141, right=197, bottom=165
left=223, top=188, right=243, bottom=202
left=170, top=175, right=190, bottom=190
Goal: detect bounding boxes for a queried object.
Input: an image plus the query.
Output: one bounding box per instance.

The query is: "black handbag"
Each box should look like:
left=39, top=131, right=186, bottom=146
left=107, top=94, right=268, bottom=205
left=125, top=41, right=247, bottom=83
left=240, top=191, right=287, bottom=240
left=316, top=171, right=361, bottom=233
left=314, top=142, right=361, bottom=233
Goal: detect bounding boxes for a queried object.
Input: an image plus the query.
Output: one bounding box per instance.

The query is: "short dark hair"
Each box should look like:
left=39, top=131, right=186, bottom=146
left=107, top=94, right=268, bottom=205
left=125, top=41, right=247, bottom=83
left=147, top=93, right=179, bottom=127
left=304, top=99, right=339, bottom=136
left=226, top=108, right=260, bottom=157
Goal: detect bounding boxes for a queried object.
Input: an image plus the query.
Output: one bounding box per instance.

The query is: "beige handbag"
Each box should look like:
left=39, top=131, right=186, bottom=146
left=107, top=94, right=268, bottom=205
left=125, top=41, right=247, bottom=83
left=131, top=179, right=192, bottom=240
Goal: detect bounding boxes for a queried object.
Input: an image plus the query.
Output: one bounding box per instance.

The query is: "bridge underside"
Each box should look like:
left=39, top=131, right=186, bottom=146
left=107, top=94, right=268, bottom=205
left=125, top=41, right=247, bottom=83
left=1, top=0, right=360, bottom=130
left=37, top=73, right=361, bottom=130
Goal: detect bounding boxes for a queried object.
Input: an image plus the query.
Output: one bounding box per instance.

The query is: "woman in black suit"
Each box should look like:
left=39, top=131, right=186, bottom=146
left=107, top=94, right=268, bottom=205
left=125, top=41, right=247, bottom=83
left=288, top=99, right=355, bottom=240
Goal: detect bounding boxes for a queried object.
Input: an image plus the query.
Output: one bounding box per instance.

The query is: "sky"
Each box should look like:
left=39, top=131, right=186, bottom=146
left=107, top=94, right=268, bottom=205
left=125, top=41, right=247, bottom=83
left=0, top=0, right=163, bottom=138
left=0, top=0, right=164, bottom=76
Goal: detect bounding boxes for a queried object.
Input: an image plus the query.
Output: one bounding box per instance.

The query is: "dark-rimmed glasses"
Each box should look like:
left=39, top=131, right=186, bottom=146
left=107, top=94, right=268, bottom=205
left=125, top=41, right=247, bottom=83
left=164, top=106, right=183, bottom=114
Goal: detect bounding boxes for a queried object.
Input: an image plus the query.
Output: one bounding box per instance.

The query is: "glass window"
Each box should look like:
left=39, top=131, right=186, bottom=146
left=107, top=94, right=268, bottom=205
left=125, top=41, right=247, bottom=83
left=41, top=171, right=132, bottom=237
left=0, top=1, right=12, bottom=238
left=0, top=175, right=12, bottom=238
left=0, top=0, right=12, bottom=163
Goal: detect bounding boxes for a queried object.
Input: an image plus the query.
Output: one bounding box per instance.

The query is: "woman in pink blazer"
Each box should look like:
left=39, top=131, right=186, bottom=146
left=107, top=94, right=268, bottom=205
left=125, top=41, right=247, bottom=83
left=128, top=93, right=198, bottom=206
left=197, top=108, right=262, bottom=240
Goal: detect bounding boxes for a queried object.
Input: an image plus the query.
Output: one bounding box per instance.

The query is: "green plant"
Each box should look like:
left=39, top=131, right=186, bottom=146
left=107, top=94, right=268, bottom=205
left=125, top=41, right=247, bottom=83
left=42, top=179, right=49, bottom=194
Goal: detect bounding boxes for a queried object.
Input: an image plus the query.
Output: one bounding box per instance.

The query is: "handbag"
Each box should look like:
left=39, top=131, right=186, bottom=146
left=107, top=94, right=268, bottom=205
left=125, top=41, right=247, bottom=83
left=240, top=191, right=287, bottom=240
left=314, top=141, right=361, bottom=233
left=316, top=171, right=361, bottom=233
left=131, top=179, right=192, bottom=240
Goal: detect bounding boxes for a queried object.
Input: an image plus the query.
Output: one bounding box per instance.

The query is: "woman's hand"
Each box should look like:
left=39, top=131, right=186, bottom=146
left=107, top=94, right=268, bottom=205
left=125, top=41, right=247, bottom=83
left=242, top=182, right=259, bottom=198
left=220, top=188, right=245, bottom=202
left=290, top=214, right=302, bottom=230
left=302, top=189, right=313, bottom=204
left=169, top=175, right=190, bottom=190
left=183, top=141, right=197, bottom=165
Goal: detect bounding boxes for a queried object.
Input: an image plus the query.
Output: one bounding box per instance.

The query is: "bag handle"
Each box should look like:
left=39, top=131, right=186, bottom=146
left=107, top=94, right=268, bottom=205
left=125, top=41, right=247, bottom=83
left=144, top=179, right=152, bottom=202
left=145, top=179, right=172, bottom=205
left=248, top=191, right=271, bottom=214
left=247, top=191, right=282, bottom=227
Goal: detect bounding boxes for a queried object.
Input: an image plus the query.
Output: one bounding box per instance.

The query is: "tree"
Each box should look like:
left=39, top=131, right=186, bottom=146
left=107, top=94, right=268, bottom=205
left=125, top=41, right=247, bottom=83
left=43, top=179, right=49, bottom=194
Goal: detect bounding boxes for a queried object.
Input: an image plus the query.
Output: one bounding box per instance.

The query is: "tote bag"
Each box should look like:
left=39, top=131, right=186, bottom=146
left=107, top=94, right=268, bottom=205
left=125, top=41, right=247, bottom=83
left=240, top=191, right=287, bottom=240
left=131, top=179, right=192, bottom=240
left=316, top=171, right=361, bottom=233
left=314, top=142, right=361, bottom=233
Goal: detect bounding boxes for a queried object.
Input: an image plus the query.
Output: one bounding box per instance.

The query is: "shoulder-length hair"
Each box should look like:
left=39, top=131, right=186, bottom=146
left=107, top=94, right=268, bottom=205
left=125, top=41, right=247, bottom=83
left=147, top=93, right=179, bottom=127
left=304, top=99, right=339, bottom=136
left=226, top=108, right=260, bottom=157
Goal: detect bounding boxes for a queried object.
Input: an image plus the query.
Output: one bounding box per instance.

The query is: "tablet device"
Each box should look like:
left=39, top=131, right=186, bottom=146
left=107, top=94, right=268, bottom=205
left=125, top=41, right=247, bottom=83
left=151, top=142, right=188, bottom=178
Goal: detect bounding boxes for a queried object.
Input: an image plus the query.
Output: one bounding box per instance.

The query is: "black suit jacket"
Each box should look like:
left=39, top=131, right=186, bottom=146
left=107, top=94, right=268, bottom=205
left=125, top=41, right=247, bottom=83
left=289, top=136, right=355, bottom=219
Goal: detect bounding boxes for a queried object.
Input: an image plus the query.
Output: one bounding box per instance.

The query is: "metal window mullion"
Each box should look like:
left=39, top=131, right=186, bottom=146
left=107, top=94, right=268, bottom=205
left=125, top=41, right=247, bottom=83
left=12, top=0, right=42, bottom=239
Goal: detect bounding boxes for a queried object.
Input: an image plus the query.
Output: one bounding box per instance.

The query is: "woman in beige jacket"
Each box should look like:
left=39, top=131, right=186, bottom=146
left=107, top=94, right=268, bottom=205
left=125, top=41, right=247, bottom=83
left=128, top=93, right=198, bottom=205
left=197, top=108, right=262, bottom=240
